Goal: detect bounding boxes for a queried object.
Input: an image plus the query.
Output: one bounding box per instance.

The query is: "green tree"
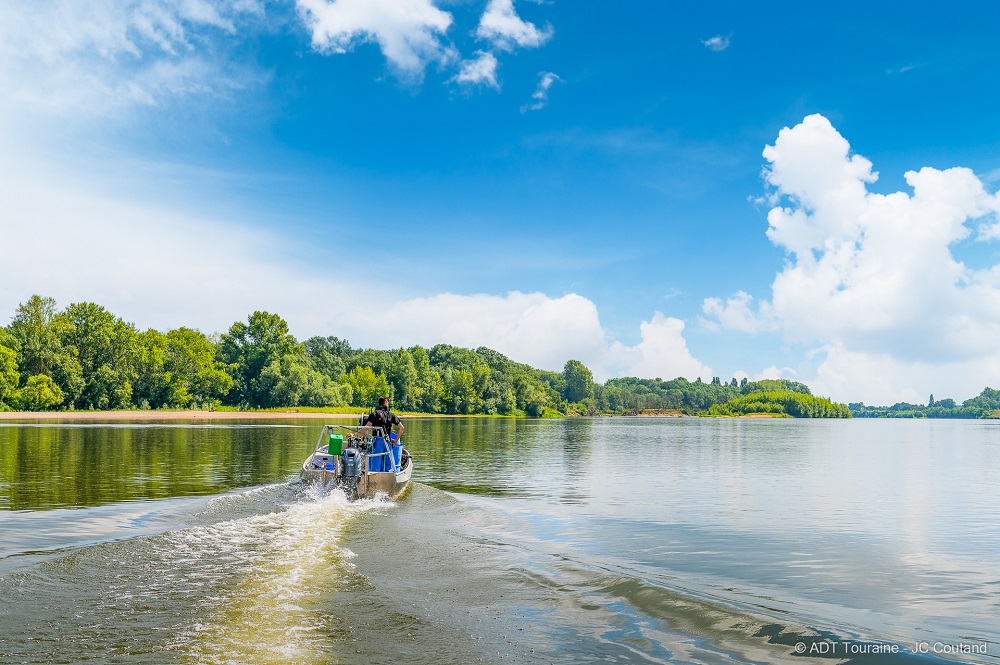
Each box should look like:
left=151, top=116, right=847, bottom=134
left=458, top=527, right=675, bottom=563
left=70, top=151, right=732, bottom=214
left=411, top=346, right=444, bottom=413
left=18, top=374, right=64, bottom=411
left=259, top=355, right=351, bottom=407
left=303, top=336, right=349, bottom=380
left=0, top=330, right=19, bottom=410
left=218, top=311, right=302, bottom=407
left=387, top=348, right=420, bottom=411
left=133, top=329, right=169, bottom=408
left=7, top=295, right=82, bottom=405
left=164, top=328, right=234, bottom=407
left=447, top=369, right=477, bottom=414
left=342, top=365, right=391, bottom=408
left=562, top=359, right=595, bottom=403
left=59, top=302, right=140, bottom=409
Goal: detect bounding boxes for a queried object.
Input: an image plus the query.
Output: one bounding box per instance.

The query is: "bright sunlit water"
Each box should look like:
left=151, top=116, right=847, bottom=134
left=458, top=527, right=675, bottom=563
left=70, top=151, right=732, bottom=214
left=0, top=417, right=997, bottom=664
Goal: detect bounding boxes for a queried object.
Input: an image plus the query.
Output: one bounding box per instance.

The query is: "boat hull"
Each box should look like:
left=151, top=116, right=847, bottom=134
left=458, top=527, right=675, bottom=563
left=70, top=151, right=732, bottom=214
left=301, top=448, right=412, bottom=500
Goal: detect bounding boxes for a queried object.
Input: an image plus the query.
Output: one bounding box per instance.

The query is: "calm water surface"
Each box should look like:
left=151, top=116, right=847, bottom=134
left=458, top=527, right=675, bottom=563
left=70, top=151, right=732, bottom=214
left=0, top=417, right=997, bottom=664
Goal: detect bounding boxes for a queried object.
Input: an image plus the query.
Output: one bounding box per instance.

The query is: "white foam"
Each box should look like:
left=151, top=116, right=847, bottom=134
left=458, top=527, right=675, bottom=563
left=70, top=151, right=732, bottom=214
left=166, top=488, right=394, bottom=664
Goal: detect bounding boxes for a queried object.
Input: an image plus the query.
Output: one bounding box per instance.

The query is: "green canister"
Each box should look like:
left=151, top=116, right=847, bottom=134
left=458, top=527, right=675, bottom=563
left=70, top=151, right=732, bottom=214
left=328, top=433, right=344, bottom=455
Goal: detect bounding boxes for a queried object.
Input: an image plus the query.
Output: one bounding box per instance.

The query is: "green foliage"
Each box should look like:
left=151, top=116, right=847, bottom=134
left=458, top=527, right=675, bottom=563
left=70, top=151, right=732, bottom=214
left=60, top=302, right=141, bottom=410
left=259, top=355, right=350, bottom=407
left=707, top=391, right=851, bottom=418
left=743, top=378, right=811, bottom=395
left=850, top=390, right=991, bottom=419
left=0, top=296, right=869, bottom=417
left=163, top=328, right=234, bottom=407
left=959, top=387, right=1000, bottom=412
left=218, top=311, right=302, bottom=407
left=562, top=359, right=594, bottom=403
left=7, top=295, right=82, bottom=406
left=132, top=329, right=170, bottom=408
left=411, top=346, right=445, bottom=413
left=303, top=336, right=349, bottom=381
left=0, top=331, right=19, bottom=408
left=342, top=365, right=391, bottom=408
left=17, top=374, right=64, bottom=411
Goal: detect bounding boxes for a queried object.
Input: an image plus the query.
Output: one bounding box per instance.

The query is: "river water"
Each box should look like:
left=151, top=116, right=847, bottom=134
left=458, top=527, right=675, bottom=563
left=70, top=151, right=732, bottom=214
left=0, top=417, right=997, bottom=664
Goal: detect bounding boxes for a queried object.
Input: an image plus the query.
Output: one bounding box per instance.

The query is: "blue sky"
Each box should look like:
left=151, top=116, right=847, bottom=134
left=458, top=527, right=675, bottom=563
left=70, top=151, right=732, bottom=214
left=2, top=0, right=1000, bottom=404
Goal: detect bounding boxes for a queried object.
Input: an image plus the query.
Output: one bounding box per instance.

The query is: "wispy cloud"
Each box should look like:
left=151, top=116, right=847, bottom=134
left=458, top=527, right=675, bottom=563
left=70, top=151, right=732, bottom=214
left=886, top=63, right=920, bottom=75
left=521, top=71, right=560, bottom=112
left=450, top=50, right=499, bottom=89
left=476, top=0, right=552, bottom=51
left=981, top=167, right=1000, bottom=184
left=0, top=0, right=266, bottom=115
left=702, top=33, right=731, bottom=52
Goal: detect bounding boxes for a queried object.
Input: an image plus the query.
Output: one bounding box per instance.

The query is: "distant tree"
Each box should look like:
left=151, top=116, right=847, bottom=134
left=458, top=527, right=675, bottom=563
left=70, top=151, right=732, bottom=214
left=562, top=359, right=595, bottom=403
left=342, top=365, right=391, bottom=408
left=448, top=369, right=478, bottom=414
left=386, top=348, right=419, bottom=411
left=0, top=331, right=19, bottom=410
left=303, top=336, right=348, bottom=381
left=928, top=394, right=935, bottom=408
left=258, top=355, right=350, bottom=407
left=7, top=295, right=82, bottom=405
left=218, top=311, right=302, bottom=407
left=18, top=374, right=63, bottom=411
left=60, top=302, right=140, bottom=409
left=163, top=328, right=234, bottom=406
left=411, top=346, right=444, bottom=413
left=133, top=329, right=169, bottom=408
left=962, top=387, right=1000, bottom=412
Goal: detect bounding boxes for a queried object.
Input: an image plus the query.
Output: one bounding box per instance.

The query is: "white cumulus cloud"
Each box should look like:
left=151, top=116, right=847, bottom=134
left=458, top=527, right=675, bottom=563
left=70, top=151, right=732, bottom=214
left=700, top=291, right=774, bottom=333
left=703, top=114, right=1000, bottom=403
left=450, top=50, right=499, bottom=89
left=340, top=292, right=606, bottom=371
left=296, top=0, right=456, bottom=76
left=476, top=0, right=552, bottom=51
left=606, top=313, right=713, bottom=382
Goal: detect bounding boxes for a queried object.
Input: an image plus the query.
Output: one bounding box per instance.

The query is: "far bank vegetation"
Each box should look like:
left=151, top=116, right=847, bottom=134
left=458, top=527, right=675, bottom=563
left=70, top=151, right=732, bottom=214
left=0, top=295, right=853, bottom=418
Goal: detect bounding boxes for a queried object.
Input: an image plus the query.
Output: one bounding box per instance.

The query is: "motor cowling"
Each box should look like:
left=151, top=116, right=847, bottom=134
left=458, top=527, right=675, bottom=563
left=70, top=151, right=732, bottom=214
left=341, top=448, right=362, bottom=478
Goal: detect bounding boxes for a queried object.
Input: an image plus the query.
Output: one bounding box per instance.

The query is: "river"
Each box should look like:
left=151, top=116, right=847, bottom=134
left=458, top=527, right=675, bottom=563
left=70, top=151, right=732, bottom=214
left=0, top=417, right=996, bottom=664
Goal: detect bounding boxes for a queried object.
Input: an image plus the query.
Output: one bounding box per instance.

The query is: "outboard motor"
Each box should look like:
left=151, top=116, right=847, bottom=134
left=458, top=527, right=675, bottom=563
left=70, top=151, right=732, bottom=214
left=340, top=447, right=363, bottom=500
left=341, top=447, right=362, bottom=478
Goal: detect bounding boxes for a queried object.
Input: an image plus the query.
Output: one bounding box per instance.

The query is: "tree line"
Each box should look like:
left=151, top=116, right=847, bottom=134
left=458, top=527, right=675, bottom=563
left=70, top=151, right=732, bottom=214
left=0, top=295, right=848, bottom=417
left=849, top=389, right=1000, bottom=419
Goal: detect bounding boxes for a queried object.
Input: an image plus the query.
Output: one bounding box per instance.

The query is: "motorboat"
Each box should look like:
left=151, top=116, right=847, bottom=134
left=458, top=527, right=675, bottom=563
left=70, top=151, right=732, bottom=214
left=300, top=424, right=412, bottom=500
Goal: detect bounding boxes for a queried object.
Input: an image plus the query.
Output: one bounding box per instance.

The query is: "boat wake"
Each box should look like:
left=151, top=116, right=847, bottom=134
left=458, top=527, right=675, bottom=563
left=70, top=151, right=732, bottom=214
left=168, top=485, right=395, bottom=664
left=0, top=481, right=395, bottom=665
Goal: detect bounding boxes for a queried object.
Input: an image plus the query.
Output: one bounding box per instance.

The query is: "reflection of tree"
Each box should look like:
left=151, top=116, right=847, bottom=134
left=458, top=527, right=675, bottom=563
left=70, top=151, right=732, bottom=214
left=560, top=418, right=593, bottom=479
left=0, top=421, right=326, bottom=511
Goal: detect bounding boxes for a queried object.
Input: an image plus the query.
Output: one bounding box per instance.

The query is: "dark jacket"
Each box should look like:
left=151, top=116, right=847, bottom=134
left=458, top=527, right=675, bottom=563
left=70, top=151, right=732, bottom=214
left=363, top=407, right=401, bottom=436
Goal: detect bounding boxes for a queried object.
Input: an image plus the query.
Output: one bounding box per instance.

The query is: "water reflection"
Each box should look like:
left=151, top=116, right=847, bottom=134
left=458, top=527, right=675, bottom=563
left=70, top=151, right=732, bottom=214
left=0, top=420, right=338, bottom=510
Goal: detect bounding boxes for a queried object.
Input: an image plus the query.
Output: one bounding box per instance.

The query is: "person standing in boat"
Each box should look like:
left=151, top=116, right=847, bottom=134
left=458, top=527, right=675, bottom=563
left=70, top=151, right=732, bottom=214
left=361, top=397, right=403, bottom=472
